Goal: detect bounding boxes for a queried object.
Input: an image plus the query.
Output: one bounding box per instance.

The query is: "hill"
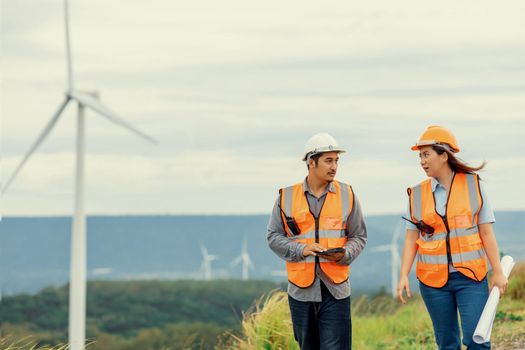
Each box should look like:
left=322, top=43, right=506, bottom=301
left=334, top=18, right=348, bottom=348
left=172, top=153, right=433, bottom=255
left=0, top=280, right=284, bottom=349
left=1, top=211, right=523, bottom=295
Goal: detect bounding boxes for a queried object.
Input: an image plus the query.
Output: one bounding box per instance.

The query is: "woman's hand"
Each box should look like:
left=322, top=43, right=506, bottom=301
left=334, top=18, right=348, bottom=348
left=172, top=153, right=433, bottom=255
left=490, top=271, right=508, bottom=295
left=478, top=223, right=508, bottom=296
left=397, top=275, right=412, bottom=304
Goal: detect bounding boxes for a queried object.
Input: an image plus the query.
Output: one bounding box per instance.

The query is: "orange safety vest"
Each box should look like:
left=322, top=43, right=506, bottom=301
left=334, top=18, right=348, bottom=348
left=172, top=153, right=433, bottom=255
left=408, top=173, right=488, bottom=288
left=279, top=181, right=354, bottom=288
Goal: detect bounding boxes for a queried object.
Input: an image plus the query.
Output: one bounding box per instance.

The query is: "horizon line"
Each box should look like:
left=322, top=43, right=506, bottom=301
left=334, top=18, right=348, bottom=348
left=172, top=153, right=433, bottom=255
left=2, top=208, right=524, bottom=219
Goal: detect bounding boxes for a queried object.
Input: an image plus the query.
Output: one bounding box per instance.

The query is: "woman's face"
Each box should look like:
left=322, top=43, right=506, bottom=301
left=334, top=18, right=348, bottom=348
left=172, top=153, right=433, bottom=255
left=418, top=146, right=448, bottom=178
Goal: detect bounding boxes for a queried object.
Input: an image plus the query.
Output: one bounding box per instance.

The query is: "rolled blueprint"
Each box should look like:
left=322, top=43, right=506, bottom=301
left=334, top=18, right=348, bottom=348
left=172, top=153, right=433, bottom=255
left=473, top=255, right=515, bottom=344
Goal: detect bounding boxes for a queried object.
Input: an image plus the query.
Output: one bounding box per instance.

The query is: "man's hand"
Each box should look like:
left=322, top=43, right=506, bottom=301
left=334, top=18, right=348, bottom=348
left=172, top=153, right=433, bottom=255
left=303, top=243, right=327, bottom=257
left=321, top=251, right=345, bottom=262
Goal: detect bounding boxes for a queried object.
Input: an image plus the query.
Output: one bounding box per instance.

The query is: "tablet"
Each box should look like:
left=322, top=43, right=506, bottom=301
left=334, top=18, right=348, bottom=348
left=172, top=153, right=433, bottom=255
left=317, top=248, right=345, bottom=255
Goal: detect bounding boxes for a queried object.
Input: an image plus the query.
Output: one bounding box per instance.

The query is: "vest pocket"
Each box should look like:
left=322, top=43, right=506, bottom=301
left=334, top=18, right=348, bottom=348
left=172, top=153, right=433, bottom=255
left=416, top=238, right=441, bottom=253
left=464, top=225, right=478, bottom=233
left=294, top=211, right=309, bottom=224
left=454, top=215, right=471, bottom=228
left=416, top=239, right=442, bottom=272
left=460, top=233, right=483, bottom=248
left=327, top=238, right=347, bottom=248
left=416, top=238, right=440, bottom=249
left=323, top=217, right=343, bottom=230
left=417, top=261, right=439, bottom=271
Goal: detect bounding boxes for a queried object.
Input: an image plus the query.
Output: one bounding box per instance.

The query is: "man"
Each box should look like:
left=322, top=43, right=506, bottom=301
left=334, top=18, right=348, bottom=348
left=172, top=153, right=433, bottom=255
left=267, top=132, right=367, bottom=350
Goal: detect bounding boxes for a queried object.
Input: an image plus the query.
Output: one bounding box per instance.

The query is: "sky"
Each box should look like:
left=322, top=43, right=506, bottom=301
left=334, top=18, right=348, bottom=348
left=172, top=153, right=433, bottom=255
left=1, top=0, right=524, bottom=216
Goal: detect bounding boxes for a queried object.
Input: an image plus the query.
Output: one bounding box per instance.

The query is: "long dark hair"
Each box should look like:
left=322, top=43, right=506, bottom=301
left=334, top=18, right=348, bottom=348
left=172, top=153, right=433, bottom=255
left=432, top=146, right=486, bottom=174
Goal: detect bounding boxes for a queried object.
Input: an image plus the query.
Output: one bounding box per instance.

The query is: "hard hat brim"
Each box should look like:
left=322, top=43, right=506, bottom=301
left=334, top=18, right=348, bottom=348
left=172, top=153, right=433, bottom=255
left=302, top=148, right=346, bottom=161
left=411, top=140, right=459, bottom=153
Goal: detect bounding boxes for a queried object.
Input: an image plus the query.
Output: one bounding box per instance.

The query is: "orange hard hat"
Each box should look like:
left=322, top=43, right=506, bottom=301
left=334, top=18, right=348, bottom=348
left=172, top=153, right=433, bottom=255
left=411, top=125, right=460, bottom=153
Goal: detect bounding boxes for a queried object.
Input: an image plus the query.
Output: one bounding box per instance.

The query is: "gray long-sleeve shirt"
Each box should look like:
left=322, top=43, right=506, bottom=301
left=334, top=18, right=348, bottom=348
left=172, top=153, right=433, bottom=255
left=267, top=178, right=367, bottom=301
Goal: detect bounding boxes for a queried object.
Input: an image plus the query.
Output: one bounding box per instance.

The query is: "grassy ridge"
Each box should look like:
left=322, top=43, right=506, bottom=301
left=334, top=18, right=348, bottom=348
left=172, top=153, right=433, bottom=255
left=0, top=280, right=285, bottom=350
left=1, top=264, right=523, bottom=349
left=225, top=262, right=525, bottom=350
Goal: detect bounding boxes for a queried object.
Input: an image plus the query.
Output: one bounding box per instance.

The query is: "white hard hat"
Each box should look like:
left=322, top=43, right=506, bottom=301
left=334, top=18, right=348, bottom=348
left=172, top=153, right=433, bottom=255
left=302, top=133, right=346, bottom=161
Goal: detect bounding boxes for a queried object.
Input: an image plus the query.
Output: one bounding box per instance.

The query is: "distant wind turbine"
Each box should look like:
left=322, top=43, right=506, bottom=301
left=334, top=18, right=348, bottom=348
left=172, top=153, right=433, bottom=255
left=371, top=220, right=403, bottom=298
left=1, top=1, right=156, bottom=350
left=200, top=244, right=218, bottom=281
left=230, top=238, right=254, bottom=280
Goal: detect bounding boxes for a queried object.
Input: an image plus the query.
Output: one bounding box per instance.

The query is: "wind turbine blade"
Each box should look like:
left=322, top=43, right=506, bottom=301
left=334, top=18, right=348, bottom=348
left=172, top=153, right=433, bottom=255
left=64, top=0, right=74, bottom=91
left=2, top=98, right=70, bottom=194
left=230, top=256, right=242, bottom=268
left=200, top=243, right=208, bottom=258
left=246, top=256, right=254, bottom=269
left=68, top=91, right=157, bottom=144
left=370, top=245, right=390, bottom=252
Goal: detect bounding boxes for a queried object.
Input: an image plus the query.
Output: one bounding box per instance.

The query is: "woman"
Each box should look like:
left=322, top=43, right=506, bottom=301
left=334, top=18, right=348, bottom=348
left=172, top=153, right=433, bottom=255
left=397, top=125, right=508, bottom=350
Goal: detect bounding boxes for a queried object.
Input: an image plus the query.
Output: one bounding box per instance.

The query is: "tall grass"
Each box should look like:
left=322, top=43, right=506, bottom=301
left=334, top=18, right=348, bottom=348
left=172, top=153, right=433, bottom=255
left=0, top=337, right=69, bottom=350
left=3, top=263, right=523, bottom=349
left=225, top=262, right=525, bottom=350
left=224, top=291, right=299, bottom=350
left=0, top=336, right=97, bottom=350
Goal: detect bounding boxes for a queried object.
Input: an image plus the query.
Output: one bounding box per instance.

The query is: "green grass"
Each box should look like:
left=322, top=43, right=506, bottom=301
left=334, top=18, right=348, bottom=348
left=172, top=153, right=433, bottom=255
left=352, top=298, right=435, bottom=350
left=0, top=336, right=70, bottom=350
left=3, top=263, right=524, bottom=349
left=224, top=291, right=299, bottom=350
left=224, top=262, right=525, bottom=350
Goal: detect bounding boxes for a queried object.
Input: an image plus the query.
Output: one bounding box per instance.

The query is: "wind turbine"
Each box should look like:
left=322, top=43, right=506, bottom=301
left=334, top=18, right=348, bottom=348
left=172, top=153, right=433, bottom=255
left=1, top=1, right=156, bottom=350
left=230, top=237, right=254, bottom=280
left=371, top=220, right=403, bottom=297
left=200, top=244, right=218, bottom=281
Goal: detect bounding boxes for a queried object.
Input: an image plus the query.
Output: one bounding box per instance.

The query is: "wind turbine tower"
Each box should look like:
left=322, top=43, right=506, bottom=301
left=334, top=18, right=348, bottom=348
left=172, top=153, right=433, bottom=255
left=1, top=1, right=156, bottom=349
left=230, top=238, right=254, bottom=280
left=200, top=244, right=218, bottom=281
left=371, top=220, right=403, bottom=298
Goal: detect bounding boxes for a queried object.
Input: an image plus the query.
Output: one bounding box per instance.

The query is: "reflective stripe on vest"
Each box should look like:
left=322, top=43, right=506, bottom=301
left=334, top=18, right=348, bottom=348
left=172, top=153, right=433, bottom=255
left=408, top=173, right=488, bottom=288
left=280, top=181, right=354, bottom=288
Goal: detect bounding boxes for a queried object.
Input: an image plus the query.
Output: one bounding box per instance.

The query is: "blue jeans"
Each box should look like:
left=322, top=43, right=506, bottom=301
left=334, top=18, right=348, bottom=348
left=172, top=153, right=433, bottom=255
left=419, top=272, right=490, bottom=350
left=288, top=281, right=351, bottom=350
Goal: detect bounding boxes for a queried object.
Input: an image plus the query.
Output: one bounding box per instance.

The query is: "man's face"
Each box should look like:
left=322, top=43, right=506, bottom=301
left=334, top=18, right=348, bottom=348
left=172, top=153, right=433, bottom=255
left=309, top=152, right=339, bottom=182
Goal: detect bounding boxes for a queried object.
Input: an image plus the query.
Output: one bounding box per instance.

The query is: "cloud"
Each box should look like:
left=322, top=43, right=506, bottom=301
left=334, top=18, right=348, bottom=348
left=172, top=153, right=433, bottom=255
left=1, top=0, right=524, bottom=215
